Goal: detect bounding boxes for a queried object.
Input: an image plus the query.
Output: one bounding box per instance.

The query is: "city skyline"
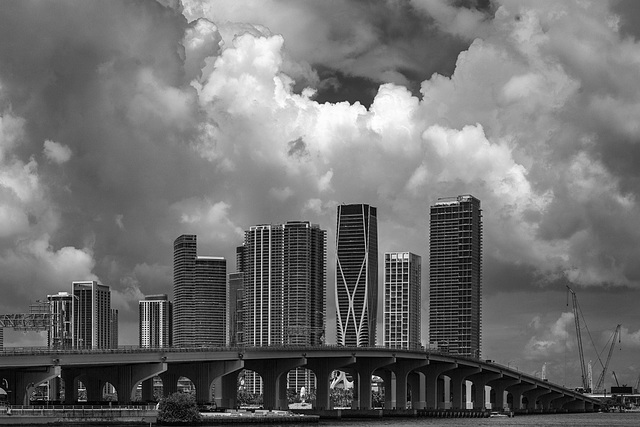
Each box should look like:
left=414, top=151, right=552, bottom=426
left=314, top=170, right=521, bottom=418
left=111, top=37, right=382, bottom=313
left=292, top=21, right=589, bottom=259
left=2, top=0, right=640, bottom=392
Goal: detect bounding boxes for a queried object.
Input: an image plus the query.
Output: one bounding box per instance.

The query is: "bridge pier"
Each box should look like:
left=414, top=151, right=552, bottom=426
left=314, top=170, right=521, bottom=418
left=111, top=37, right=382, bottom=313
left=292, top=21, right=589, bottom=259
left=0, top=366, right=61, bottom=405
left=164, top=360, right=242, bottom=404
left=539, top=390, right=562, bottom=411
left=449, top=367, right=481, bottom=409
left=469, top=371, right=501, bottom=410
left=488, top=377, right=520, bottom=410
left=244, top=357, right=306, bottom=410
left=507, top=382, right=536, bottom=410
left=552, top=395, right=574, bottom=411
left=213, top=372, right=240, bottom=408
left=305, top=356, right=354, bottom=410
left=417, top=362, right=456, bottom=409
left=523, top=387, right=551, bottom=411
left=389, top=359, right=429, bottom=410
left=351, top=357, right=395, bottom=409
left=408, top=371, right=426, bottom=409
left=375, top=369, right=395, bottom=409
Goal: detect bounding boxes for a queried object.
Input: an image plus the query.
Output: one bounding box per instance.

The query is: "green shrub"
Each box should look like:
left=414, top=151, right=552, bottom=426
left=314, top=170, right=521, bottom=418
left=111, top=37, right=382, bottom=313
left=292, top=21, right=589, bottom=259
left=157, top=392, right=202, bottom=424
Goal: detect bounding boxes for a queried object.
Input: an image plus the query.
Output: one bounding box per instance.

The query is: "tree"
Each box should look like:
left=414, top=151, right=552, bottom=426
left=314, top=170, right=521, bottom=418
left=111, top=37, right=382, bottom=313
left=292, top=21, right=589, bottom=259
left=157, top=392, right=201, bottom=424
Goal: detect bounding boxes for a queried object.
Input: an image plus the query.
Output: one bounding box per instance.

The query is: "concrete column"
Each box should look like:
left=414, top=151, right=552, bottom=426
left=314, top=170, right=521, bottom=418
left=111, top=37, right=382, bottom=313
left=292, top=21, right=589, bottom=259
left=214, top=372, right=240, bottom=409
left=539, top=391, right=562, bottom=411
left=173, top=361, right=243, bottom=404
left=60, top=368, right=80, bottom=404
left=244, top=357, right=306, bottom=410
left=80, top=374, right=106, bottom=402
left=487, top=377, right=520, bottom=410
left=506, top=382, right=536, bottom=410
left=351, top=357, right=395, bottom=409
left=159, top=371, right=179, bottom=397
left=48, top=376, right=62, bottom=401
left=448, top=367, right=481, bottom=410
left=552, top=395, right=574, bottom=411
left=141, top=377, right=155, bottom=401
left=305, top=356, right=355, bottom=410
left=389, top=359, right=429, bottom=410
left=408, top=371, right=425, bottom=409
left=1, top=366, right=61, bottom=405
left=417, top=362, right=457, bottom=409
left=375, top=370, right=395, bottom=409
left=523, top=387, right=551, bottom=411
left=468, top=372, right=501, bottom=410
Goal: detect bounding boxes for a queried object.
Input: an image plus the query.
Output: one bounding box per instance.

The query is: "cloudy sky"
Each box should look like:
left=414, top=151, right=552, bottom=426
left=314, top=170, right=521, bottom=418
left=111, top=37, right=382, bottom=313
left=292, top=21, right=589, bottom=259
left=2, top=0, right=640, bottom=391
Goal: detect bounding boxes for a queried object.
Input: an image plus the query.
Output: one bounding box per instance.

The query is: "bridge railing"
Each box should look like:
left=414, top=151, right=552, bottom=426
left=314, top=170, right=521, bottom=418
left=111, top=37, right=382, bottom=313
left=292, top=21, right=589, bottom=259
left=0, top=344, right=475, bottom=359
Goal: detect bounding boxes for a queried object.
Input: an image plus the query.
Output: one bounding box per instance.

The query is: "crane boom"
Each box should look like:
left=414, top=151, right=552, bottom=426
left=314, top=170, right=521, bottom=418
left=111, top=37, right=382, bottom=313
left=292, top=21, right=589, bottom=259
left=567, top=285, right=589, bottom=391
left=594, top=324, right=621, bottom=393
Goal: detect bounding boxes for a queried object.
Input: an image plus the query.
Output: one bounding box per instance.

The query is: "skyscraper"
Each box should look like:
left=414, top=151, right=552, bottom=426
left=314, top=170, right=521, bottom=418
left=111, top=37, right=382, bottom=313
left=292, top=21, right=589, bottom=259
left=429, top=195, right=482, bottom=357
left=139, top=294, right=172, bottom=348
left=227, top=272, right=243, bottom=347
left=242, top=221, right=326, bottom=346
left=72, top=281, right=115, bottom=349
left=240, top=221, right=326, bottom=395
left=173, top=234, right=197, bottom=347
left=384, top=252, right=421, bottom=349
left=173, top=235, right=227, bottom=347
left=47, top=291, right=74, bottom=349
left=335, top=203, right=378, bottom=347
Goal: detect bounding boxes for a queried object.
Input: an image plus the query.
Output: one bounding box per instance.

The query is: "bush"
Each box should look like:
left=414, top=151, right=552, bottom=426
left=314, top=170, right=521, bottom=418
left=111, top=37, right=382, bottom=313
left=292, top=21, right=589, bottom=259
left=157, top=392, right=202, bottom=424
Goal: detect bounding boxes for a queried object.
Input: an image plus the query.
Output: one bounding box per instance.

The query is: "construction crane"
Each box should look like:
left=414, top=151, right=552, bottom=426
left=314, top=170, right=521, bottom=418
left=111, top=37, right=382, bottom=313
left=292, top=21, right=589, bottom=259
left=0, top=301, right=59, bottom=332
left=594, top=324, right=621, bottom=393
left=567, top=285, right=589, bottom=391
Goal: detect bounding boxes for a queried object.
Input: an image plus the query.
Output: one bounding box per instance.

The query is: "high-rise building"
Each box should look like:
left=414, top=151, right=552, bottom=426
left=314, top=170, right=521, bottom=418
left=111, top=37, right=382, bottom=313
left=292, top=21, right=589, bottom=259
left=173, top=234, right=197, bottom=347
left=72, top=281, right=115, bottom=349
left=173, top=235, right=227, bottom=347
left=429, top=195, right=482, bottom=357
left=241, top=221, right=326, bottom=395
left=384, top=252, right=421, bottom=350
left=110, top=308, right=118, bottom=348
left=227, top=272, right=243, bottom=347
left=335, top=204, right=378, bottom=347
left=47, top=291, right=74, bottom=349
left=242, top=221, right=326, bottom=346
left=195, top=256, right=227, bottom=346
left=139, top=294, right=172, bottom=348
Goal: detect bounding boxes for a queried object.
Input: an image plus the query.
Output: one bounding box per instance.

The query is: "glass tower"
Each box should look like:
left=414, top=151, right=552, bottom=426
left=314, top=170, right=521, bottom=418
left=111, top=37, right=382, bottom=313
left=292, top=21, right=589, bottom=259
left=429, top=195, right=482, bottom=357
left=335, top=203, right=378, bottom=347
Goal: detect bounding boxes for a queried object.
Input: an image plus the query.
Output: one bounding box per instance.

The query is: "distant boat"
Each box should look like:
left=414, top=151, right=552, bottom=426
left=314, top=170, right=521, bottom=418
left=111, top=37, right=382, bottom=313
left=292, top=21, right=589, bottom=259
left=489, top=411, right=513, bottom=418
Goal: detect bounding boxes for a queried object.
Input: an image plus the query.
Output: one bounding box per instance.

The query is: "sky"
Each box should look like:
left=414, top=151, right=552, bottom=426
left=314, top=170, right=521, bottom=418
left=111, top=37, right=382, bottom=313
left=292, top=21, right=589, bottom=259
left=1, top=0, right=640, bottom=391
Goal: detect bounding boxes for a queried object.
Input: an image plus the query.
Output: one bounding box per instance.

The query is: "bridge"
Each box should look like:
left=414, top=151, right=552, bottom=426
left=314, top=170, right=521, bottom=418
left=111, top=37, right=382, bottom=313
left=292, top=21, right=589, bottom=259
left=0, top=346, right=601, bottom=412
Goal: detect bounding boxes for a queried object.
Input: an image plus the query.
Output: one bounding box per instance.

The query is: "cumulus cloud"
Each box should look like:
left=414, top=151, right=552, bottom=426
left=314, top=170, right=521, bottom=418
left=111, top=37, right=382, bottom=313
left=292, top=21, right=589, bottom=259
left=43, top=140, right=72, bottom=164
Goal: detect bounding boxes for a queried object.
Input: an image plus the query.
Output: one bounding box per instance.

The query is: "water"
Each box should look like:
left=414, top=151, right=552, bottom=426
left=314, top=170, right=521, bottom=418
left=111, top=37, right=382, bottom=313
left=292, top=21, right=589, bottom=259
left=68, top=412, right=640, bottom=426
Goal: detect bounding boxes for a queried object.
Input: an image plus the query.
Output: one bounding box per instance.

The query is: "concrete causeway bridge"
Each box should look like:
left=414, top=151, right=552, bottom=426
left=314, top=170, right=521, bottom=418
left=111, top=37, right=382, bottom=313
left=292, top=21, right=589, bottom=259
left=0, top=346, right=601, bottom=412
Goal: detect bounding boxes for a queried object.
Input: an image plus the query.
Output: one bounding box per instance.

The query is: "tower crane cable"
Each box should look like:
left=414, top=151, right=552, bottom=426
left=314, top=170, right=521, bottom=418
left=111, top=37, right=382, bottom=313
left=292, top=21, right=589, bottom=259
left=566, top=285, right=621, bottom=393
left=594, top=324, right=621, bottom=393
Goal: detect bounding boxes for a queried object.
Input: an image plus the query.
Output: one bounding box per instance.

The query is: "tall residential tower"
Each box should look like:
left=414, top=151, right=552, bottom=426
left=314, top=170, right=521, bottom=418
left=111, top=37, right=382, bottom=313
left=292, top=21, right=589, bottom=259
left=72, top=281, right=116, bottom=349
left=429, top=195, right=482, bottom=357
left=242, top=221, right=326, bottom=346
left=173, top=235, right=227, bottom=347
left=384, top=252, right=421, bottom=349
left=139, top=294, right=172, bottom=348
left=335, top=204, right=378, bottom=347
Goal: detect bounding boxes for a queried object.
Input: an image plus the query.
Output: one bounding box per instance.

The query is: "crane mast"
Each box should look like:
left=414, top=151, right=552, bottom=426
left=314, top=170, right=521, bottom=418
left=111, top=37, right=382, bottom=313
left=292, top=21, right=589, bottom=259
left=594, top=324, right=621, bottom=393
left=567, top=285, right=589, bottom=391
